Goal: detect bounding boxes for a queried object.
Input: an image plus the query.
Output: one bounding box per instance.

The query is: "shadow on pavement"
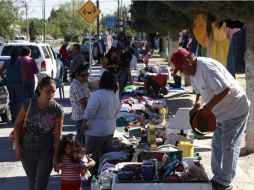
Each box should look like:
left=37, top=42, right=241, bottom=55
left=0, top=136, right=16, bottom=162
left=0, top=175, right=61, bottom=190
left=0, top=175, right=91, bottom=190
left=194, top=147, right=212, bottom=153
left=0, top=121, right=13, bottom=128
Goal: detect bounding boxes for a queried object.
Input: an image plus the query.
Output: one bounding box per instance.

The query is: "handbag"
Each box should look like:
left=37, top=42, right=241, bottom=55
left=10, top=98, right=31, bottom=148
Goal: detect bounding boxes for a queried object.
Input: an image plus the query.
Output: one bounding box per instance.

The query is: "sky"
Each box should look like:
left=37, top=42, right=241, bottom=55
left=24, top=0, right=132, bottom=19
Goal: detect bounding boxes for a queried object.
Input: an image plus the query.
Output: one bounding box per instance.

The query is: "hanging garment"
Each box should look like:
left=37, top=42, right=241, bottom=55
left=193, top=14, right=209, bottom=47
left=227, top=27, right=246, bottom=76
left=209, top=22, right=230, bottom=67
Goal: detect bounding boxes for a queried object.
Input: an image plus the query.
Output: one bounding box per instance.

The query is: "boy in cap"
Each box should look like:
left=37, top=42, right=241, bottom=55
left=170, top=48, right=250, bottom=190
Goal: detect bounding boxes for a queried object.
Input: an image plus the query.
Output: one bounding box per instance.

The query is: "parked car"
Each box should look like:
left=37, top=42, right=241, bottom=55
left=81, top=37, right=98, bottom=62
left=0, top=41, right=63, bottom=81
left=0, top=57, right=11, bottom=122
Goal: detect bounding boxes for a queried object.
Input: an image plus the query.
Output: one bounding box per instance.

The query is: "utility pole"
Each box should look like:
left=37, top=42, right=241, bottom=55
left=42, top=0, right=46, bottom=42
left=120, top=0, right=122, bottom=21
left=96, top=0, right=100, bottom=37
left=24, top=0, right=29, bottom=41
left=72, top=0, right=75, bottom=41
left=117, top=0, right=119, bottom=32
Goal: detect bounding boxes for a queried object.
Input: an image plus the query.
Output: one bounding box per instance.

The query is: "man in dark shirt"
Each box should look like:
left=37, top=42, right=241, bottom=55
left=69, top=44, right=86, bottom=79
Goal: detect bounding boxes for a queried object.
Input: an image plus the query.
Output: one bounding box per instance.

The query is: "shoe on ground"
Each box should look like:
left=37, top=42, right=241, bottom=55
left=211, top=180, right=233, bottom=190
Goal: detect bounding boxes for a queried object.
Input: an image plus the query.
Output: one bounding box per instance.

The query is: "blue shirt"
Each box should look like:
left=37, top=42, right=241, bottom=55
left=4, top=58, right=22, bottom=84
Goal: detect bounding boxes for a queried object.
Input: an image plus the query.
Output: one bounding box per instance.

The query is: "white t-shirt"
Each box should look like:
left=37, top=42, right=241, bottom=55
left=190, top=57, right=250, bottom=122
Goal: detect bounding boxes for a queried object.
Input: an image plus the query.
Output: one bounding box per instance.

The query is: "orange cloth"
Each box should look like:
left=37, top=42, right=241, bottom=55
left=193, top=14, right=209, bottom=47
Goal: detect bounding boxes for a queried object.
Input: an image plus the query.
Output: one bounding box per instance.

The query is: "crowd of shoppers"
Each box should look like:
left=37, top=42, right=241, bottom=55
left=6, top=32, right=249, bottom=190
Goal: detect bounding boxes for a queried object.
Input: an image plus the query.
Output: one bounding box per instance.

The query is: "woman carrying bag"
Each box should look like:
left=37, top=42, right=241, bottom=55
left=14, top=76, right=64, bottom=190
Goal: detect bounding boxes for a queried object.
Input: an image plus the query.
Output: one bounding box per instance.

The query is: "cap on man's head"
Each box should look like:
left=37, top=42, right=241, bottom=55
left=170, top=48, right=190, bottom=75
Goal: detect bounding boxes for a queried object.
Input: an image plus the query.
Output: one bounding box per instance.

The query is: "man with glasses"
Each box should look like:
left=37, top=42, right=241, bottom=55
left=170, top=48, right=250, bottom=190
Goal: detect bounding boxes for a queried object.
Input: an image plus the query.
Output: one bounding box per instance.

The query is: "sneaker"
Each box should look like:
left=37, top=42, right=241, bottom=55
left=211, top=180, right=233, bottom=190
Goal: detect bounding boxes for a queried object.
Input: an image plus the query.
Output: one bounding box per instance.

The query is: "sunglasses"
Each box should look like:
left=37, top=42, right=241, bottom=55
left=79, top=73, right=89, bottom=78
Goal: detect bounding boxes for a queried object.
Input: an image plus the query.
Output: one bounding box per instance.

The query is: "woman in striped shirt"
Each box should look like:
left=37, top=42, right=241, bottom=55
left=57, top=134, right=95, bottom=190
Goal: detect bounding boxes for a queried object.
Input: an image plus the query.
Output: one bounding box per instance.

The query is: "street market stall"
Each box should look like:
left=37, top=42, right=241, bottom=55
left=94, top=66, right=212, bottom=190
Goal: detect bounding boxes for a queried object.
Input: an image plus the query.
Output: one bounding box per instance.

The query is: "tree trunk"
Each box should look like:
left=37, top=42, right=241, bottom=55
left=245, top=16, right=254, bottom=154
left=168, top=38, right=179, bottom=60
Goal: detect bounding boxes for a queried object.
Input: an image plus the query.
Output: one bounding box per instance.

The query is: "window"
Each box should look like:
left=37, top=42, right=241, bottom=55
left=45, top=45, right=54, bottom=59
left=41, top=46, right=50, bottom=58
left=1, top=45, right=41, bottom=59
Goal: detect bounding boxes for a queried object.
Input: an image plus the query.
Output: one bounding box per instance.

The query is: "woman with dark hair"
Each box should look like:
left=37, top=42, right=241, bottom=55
left=0, top=48, right=23, bottom=121
left=102, top=47, right=120, bottom=76
left=21, top=47, right=39, bottom=99
left=82, top=71, right=121, bottom=175
left=69, top=64, right=91, bottom=147
left=117, top=50, right=133, bottom=94
left=14, top=76, right=64, bottom=190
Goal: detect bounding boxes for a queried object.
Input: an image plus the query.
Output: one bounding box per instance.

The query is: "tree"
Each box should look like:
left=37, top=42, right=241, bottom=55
left=131, top=1, right=254, bottom=154
left=0, top=0, right=20, bottom=39
left=130, top=1, right=192, bottom=38
left=47, top=1, right=97, bottom=41
left=29, top=20, right=37, bottom=41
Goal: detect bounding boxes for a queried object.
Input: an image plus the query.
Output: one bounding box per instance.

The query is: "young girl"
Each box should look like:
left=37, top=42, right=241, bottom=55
left=57, top=134, right=95, bottom=190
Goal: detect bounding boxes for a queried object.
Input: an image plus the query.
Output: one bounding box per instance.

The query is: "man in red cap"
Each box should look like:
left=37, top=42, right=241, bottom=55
left=170, top=48, right=250, bottom=190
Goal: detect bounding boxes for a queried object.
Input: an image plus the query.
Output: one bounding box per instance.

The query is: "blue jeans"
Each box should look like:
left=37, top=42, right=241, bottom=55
left=24, top=80, right=35, bottom=100
left=6, top=83, right=24, bottom=121
left=76, top=120, right=85, bottom=147
left=211, top=111, right=249, bottom=186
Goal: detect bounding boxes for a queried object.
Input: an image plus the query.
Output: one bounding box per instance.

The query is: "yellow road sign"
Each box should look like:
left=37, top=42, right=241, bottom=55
left=79, top=0, right=101, bottom=23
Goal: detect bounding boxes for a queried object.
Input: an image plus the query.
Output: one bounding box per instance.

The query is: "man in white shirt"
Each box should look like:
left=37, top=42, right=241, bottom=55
left=170, top=48, right=250, bottom=190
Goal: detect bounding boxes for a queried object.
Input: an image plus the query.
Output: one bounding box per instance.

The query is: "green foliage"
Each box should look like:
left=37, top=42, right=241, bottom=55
left=0, top=0, right=20, bottom=39
left=47, top=1, right=100, bottom=41
left=29, top=20, right=37, bottom=41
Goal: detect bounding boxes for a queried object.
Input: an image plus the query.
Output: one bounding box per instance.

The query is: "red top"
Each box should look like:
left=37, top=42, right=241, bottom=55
left=22, top=56, right=39, bottom=81
left=59, top=45, right=69, bottom=60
